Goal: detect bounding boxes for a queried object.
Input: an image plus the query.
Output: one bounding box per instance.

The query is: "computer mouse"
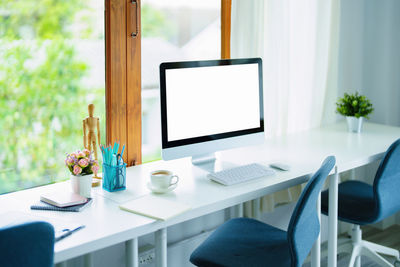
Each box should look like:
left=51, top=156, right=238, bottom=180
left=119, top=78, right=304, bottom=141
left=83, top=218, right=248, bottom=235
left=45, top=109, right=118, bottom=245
left=269, top=163, right=290, bottom=171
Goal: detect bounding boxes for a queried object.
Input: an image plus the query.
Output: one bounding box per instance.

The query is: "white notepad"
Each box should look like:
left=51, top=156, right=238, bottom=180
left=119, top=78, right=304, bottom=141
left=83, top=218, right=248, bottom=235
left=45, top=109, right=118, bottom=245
left=40, top=192, right=88, bottom=207
left=119, top=195, right=191, bottom=221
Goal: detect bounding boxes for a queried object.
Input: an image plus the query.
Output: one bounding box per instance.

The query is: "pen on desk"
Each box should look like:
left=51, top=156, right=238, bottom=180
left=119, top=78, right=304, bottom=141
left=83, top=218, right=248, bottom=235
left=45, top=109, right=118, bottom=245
left=56, top=225, right=85, bottom=242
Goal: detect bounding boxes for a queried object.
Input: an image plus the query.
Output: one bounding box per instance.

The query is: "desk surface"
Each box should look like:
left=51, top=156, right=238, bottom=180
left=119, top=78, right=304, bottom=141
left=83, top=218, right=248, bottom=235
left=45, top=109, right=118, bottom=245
left=1, top=121, right=399, bottom=263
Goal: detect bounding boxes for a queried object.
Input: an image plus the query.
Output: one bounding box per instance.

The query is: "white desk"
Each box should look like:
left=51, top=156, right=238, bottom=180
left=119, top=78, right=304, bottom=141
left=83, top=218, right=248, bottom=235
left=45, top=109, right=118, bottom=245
left=1, top=122, right=399, bottom=267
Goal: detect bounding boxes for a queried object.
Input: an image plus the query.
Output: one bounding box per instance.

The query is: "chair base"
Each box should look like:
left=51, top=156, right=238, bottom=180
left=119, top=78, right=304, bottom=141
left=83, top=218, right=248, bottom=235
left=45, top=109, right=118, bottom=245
left=336, top=225, right=400, bottom=267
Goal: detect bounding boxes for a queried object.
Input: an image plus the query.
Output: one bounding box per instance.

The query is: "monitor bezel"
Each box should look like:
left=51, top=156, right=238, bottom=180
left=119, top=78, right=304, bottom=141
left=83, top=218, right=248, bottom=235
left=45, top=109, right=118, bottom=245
left=159, top=57, right=264, bottom=151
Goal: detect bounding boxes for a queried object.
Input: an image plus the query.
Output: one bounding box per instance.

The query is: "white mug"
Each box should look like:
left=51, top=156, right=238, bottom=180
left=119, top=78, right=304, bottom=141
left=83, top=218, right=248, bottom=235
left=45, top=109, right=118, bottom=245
left=150, top=170, right=179, bottom=189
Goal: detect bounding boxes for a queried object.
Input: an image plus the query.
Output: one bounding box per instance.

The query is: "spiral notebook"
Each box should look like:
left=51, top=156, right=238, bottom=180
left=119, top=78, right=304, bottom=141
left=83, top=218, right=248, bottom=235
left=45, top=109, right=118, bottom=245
left=31, top=198, right=92, bottom=212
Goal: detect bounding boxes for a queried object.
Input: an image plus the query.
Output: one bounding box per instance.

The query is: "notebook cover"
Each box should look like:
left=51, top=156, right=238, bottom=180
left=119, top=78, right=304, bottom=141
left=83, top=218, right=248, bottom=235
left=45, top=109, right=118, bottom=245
left=31, top=198, right=92, bottom=212
left=119, top=195, right=191, bottom=221
left=40, top=192, right=88, bottom=207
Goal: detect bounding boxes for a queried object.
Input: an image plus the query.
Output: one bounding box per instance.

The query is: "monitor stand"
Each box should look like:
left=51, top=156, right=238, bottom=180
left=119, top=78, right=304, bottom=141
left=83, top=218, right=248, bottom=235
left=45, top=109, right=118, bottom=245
left=191, top=153, right=237, bottom=173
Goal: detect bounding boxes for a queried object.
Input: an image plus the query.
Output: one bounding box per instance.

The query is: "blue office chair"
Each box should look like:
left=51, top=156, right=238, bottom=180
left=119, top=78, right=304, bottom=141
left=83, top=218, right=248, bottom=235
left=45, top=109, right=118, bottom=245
left=0, top=221, right=55, bottom=267
left=190, top=156, right=336, bottom=267
left=322, top=139, right=400, bottom=267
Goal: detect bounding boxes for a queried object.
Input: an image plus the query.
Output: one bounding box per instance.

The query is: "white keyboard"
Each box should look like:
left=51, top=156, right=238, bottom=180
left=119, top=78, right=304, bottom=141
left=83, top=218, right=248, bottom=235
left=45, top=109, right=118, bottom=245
left=208, top=163, right=275, bottom=186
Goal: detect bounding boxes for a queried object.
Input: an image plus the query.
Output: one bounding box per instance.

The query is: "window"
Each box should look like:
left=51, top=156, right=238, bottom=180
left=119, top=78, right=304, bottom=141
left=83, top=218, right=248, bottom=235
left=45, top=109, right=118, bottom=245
left=141, top=0, right=221, bottom=162
left=0, top=0, right=105, bottom=194
left=1, top=0, right=230, bottom=193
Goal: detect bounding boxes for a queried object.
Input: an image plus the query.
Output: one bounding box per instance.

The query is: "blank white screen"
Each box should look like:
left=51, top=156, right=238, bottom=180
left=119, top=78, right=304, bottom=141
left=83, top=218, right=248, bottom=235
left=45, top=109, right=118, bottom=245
left=166, top=63, right=260, bottom=142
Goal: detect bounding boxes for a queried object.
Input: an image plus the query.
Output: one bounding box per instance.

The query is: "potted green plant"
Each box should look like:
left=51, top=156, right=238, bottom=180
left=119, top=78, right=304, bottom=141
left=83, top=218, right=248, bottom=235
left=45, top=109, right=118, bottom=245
left=336, top=92, right=373, bottom=133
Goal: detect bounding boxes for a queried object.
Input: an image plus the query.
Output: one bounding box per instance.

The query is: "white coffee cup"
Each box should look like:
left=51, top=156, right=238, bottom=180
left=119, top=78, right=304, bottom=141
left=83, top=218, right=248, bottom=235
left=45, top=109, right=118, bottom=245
left=150, top=170, right=179, bottom=189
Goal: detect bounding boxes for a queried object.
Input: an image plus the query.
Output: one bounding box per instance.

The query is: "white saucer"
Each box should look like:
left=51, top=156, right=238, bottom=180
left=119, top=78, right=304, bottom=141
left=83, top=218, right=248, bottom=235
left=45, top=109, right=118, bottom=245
left=146, top=182, right=177, bottom=194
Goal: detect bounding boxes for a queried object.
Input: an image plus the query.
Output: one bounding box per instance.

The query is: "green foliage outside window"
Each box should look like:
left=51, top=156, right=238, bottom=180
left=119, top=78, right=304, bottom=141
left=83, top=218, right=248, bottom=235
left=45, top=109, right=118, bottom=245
left=0, top=0, right=104, bottom=194
left=0, top=1, right=168, bottom=194
left=142, top=4, right=173, bottom=39
left=336, top=92, right=374, bottom=119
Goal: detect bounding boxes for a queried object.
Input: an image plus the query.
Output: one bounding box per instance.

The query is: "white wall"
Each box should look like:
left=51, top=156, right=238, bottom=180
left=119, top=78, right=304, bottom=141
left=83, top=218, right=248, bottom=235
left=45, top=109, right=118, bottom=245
left=362, top=1, right=400, bottom=126
left=337, top=0, right=366, bottom=97
left=339, top=0, right=400, bottom=126
left=338, top=0, right=400, bottom=226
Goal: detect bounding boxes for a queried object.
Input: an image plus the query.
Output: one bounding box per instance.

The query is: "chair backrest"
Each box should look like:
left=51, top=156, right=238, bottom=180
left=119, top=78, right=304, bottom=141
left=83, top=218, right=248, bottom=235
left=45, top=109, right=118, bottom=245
left=373, top=138, right=400, bottom=222
left=0, top=221, right=55, bottom=267
left=287, top=156, right=336, bottom=267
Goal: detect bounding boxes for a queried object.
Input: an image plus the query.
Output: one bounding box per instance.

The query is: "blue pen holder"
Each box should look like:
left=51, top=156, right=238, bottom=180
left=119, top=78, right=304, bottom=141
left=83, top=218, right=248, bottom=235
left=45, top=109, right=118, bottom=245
left=102, top=163, right=127, bottom=192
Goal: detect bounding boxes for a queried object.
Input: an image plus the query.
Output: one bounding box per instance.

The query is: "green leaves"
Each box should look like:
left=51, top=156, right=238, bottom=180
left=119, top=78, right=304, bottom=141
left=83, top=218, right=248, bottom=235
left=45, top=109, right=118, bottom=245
left=0, top=0, right=105, bottom=194
left=336, top=92, right=374, bottom=119
left=142, top=4, right=173, bottom=39
left=0, top=1, right=167, bottom=193
left=0, top=0, right=85, bottom=40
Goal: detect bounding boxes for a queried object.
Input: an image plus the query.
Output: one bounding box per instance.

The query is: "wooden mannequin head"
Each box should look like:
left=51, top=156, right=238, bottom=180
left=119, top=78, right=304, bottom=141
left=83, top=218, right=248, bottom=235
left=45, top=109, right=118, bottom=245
left=88, top=104, right=94, bottom=117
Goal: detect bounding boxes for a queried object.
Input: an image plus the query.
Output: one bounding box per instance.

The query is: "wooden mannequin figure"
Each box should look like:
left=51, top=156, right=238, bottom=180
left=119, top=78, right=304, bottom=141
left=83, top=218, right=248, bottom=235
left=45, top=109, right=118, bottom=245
left=83, top=104, right=101, bottom=179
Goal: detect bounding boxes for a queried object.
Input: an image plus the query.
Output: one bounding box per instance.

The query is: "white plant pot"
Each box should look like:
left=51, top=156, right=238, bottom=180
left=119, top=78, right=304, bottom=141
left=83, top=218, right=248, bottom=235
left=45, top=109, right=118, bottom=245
left=71, top=174, right=92, bottom=197
left=346, top=116, right=364, bottom=133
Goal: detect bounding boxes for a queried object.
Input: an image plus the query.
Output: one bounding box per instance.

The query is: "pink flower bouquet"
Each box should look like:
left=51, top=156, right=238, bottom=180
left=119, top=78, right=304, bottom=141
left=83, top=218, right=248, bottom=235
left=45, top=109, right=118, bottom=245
left=65, top=149, right=99, bottom=176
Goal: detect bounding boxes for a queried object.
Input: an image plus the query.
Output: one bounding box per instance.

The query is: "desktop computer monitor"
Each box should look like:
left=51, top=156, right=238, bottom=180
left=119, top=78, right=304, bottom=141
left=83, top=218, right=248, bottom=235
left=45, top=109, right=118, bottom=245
left=159, top=58, right=264, bottom=168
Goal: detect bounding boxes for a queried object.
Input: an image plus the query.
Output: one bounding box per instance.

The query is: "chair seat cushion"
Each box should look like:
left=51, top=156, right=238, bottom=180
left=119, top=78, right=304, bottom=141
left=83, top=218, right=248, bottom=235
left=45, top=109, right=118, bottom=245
left=190, top=218, right=291, bottom=267
left=321, top=180, right=377, bottom=225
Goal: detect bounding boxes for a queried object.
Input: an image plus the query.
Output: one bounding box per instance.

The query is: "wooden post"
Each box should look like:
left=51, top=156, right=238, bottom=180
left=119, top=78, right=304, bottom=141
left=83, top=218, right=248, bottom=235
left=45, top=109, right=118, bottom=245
left=105, top=0, right=142, bottom=167
left=221, top=0, right=232, bottom=59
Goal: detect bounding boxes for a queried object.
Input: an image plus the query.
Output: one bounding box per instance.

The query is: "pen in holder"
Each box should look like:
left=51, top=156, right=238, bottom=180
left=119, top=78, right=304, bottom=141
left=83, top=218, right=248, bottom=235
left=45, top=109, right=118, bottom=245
left=101, top=142, right=127, bottom=192
left=102, top=162, right=127, bottom=192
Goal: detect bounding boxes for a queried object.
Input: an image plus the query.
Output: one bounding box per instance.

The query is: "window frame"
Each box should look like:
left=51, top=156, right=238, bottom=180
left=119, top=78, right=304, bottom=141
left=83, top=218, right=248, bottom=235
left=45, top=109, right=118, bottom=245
left=105, top=0, right=142, bottom=166
left=105, top=0, right=231, bottom=166
left=221, top=0, right=232, bottom=59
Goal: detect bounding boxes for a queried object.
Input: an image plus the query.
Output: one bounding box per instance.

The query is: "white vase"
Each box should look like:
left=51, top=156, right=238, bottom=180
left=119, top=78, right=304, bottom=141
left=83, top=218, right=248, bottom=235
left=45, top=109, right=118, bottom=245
left=71, top=174, right=92, bottom=197
left=346, top=116, right=364, bottom=133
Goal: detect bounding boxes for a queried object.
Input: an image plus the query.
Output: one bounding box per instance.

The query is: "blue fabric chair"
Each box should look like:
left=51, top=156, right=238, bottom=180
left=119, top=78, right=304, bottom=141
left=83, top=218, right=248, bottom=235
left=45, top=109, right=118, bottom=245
left=321, top=139, right=400, bottom=267
left=0, top=221, right=55, bottom=267
left=190, top=156, right=336, bottom=267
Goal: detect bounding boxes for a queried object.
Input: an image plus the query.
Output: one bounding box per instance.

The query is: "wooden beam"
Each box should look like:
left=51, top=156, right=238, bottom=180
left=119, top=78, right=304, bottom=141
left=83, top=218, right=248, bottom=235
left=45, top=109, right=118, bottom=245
left=105, top=0, right=128, bottom=154
left=106, top=0, right=141, bottom=166
left=221, top=0, right=232, bottom=59
left=126, top=0, right=142, bottom=166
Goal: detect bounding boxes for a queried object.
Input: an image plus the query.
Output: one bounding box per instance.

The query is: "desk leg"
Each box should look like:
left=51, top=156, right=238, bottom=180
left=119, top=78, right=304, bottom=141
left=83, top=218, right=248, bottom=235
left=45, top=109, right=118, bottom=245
left=237, top=203, right=243, bottom=217
left=350, top=168, right=356, bottom=180
left=231, top=203, right=243, bottom=218
left=155, top=228, right=167, bottom=267
left=84, top=253, right=93, bottom=267
left=252, top=198, right=260, bottom=220
left=126, top=238, right=138, bottom=267
left=311, top=192, right=321, bottom=267
left=328, top=167, right=339, bottom=267
left=230, top=203, right=244, bottom=218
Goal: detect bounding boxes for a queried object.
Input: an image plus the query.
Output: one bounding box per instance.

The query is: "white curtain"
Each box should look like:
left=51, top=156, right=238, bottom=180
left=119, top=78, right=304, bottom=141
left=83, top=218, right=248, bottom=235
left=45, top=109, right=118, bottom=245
left=231, top=0, right=340, bottom=214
